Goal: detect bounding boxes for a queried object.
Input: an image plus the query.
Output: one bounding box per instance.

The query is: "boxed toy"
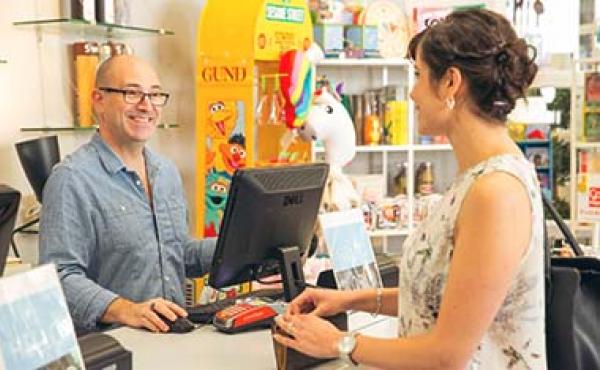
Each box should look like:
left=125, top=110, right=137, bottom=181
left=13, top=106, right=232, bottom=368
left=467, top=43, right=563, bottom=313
left=313, top=24, right=344, bottom=57
left=344, top=25, right=379, bottom=57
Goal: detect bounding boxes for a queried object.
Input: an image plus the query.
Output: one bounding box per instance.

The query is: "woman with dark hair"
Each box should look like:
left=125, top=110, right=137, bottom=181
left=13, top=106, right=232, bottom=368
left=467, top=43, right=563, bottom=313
left=273, top=8, right=546, bottom=370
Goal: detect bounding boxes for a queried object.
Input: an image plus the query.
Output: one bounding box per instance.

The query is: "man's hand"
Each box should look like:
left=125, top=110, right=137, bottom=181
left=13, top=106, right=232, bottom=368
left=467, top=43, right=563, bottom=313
left=101, top=297, right=188, bottom=333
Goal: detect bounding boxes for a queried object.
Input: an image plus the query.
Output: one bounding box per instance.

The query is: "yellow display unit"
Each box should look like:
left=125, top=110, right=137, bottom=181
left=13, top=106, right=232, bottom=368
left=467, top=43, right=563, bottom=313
left=194, top=0, right=313, bottom=303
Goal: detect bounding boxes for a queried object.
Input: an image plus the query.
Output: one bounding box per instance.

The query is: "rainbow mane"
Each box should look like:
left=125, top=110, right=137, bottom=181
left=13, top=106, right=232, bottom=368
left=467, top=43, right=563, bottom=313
left=279, top=49, right=315, bottom=129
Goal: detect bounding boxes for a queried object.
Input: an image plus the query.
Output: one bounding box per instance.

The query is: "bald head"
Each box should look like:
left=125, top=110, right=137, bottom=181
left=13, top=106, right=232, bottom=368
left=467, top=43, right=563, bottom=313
left=95, top=55, right=160, bottom=89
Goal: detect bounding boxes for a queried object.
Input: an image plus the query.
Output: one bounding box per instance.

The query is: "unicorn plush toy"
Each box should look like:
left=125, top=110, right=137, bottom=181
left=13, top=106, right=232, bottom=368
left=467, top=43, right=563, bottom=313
left=297, top=88, right=360, bottom=212
left=279, top=43, right=359, bottom=211
left=298, top=89, right=356, bottom=168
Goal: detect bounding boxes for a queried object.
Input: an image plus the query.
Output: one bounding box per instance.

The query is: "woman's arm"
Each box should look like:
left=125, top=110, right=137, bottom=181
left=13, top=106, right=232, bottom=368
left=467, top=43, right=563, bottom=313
left=346, top=288, right=398, bottom=316
left=286, top=287, right=398, bottom=316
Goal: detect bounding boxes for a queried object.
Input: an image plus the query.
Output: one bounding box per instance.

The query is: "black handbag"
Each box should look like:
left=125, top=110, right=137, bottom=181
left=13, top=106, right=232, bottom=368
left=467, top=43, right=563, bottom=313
left=542, top=194, right=600, bottom=370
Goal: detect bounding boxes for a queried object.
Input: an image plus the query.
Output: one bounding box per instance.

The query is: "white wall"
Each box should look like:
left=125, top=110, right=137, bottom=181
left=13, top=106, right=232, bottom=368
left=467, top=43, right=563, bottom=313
left=1, top=0, right=206, bottom=264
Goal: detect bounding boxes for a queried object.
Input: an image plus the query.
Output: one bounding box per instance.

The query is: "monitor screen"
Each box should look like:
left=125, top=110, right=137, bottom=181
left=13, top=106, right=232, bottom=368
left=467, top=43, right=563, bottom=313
left=0, top=185, right=21, bottom=277
left=208, top=163, right=329, bottom=301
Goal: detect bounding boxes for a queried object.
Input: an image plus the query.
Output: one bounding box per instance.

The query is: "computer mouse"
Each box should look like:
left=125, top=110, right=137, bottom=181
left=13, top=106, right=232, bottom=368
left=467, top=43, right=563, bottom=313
left=168, top=316, right=196, bottom=333
left=155, top=310, right=195, bottom=333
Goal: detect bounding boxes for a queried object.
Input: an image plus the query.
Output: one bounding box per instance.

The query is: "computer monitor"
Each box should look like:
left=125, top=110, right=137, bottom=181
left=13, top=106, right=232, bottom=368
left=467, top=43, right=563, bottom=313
left=208, top=163, right=329, bottom=302
left=0, top=185, right=21, bottom=277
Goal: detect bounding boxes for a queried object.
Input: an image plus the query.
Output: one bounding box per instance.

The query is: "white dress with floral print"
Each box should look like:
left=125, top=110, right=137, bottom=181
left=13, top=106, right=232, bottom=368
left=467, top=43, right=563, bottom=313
left=398, top=154, right=547, bottom=370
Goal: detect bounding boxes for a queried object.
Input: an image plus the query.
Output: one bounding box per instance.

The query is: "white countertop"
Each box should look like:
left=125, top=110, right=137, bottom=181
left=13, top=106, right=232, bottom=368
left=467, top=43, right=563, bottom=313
left=108, top=312, right=397, bottom=370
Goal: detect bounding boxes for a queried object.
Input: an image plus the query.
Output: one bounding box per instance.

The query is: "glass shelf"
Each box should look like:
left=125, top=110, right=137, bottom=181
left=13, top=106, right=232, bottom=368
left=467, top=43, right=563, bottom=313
left=20, top=123, right=179, bottom=132
left=13, top=18, right=174, bottom=38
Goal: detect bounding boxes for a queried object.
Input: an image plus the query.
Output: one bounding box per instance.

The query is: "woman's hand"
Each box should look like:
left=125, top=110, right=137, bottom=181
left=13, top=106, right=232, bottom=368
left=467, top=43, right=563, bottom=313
left=273, top=313, right=344, bottom=358
left=286, top=287, right=352, bottom=316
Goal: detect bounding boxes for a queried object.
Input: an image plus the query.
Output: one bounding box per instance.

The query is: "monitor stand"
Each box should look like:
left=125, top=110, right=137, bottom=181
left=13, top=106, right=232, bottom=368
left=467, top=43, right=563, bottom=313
left=276, top=246, right=306, bottom=302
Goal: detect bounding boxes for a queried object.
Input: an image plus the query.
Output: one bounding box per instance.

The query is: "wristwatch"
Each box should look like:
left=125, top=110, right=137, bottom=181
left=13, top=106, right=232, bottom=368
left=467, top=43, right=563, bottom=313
left=337, top=331, right=359, bottom=367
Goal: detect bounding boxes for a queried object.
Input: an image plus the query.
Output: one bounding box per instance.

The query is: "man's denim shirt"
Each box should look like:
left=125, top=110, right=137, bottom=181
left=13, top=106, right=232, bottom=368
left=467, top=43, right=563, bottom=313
left=39, top=133, right=216, bottom=331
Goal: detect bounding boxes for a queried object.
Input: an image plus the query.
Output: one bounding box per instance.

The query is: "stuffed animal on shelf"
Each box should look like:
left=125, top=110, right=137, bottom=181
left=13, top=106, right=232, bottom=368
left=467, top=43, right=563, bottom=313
left=279, top=43, right=359, bottom=209
left=298, top=88, right=360, bottom=212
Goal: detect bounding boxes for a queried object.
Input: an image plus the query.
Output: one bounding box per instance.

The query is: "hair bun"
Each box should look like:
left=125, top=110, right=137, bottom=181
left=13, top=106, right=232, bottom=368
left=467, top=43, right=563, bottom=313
left=407, top=9, right=538, bottom=122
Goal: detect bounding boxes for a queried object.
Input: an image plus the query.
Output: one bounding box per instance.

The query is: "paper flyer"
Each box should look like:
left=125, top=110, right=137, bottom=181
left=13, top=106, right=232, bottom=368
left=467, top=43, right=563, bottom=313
left=319, top=208, right=382, bottom=291
left=0, top=264, right=84, bottom=370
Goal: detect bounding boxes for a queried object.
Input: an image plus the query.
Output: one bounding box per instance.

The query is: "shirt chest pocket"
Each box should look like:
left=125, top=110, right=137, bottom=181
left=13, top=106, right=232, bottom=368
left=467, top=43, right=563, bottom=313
left=160, top=196, right=188, bottom=244
left=101, top=203, right=156, bottom=253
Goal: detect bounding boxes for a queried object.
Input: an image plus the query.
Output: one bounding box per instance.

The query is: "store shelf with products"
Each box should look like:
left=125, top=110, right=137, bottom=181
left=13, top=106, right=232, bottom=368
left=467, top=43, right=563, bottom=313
left=368, top=228, right=410, bottom=237
left=316, top=58, right=410, bottom=67
left=575, top=141, right=600, bottom=149
left=313, top=58, right=457, bottom=255
left=568, top=57, right=600, bottom=253
left=13, top=18, right=174, bottom=38
left=313, top=143, right=452, bottom=153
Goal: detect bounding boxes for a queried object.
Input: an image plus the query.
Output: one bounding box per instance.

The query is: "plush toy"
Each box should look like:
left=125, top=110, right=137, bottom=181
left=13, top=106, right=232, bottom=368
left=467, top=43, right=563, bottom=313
left=296, top=87, right=361, bottom=273
left=298, top=89, right=355, bottom=167
left=280, top=43, right=359, bottom=211
left=279, top=49, right=315, bottom=129
left=298, top=88, right=360, bottom=212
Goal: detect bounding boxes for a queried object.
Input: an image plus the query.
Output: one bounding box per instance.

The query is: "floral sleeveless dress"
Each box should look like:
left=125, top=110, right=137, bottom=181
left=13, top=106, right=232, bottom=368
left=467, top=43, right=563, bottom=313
left=398, top=154, right=547, bottom=369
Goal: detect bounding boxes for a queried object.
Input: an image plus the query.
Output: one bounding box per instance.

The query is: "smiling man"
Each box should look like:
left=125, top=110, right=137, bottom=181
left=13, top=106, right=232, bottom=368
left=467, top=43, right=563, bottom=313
left=39, top=55, right=216, bottom=334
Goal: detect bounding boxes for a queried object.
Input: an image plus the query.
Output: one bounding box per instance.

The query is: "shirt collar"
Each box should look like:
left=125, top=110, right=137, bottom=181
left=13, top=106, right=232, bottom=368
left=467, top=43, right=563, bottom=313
left=91, top=133, right=125, bottom=175
left=91, top=132, right=162, bottom=175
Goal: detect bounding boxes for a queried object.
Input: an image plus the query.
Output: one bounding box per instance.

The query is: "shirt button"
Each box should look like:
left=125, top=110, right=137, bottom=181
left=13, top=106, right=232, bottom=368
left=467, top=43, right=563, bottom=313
left=165, top=276, right=170, bottom=282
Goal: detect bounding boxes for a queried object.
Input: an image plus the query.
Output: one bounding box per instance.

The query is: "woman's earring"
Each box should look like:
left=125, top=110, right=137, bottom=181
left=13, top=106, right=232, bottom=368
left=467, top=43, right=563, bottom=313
left=446, top=97, right=455, bottom=110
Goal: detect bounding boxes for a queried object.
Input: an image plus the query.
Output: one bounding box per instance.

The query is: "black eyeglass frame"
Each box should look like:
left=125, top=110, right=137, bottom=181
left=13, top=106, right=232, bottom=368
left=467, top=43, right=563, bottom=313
left=98, top=87, right=170, bottom=106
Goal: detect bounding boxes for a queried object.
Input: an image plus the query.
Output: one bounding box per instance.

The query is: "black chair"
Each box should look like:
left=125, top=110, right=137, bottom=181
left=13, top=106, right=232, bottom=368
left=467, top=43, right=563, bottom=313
left=12, top=136, right=60, bottom=257
left=0, top=185, right=21, bottom=276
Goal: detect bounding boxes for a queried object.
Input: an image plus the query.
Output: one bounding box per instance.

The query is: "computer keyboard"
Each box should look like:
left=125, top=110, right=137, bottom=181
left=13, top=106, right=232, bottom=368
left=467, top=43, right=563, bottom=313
left=187, top=288, right=283, bottom=324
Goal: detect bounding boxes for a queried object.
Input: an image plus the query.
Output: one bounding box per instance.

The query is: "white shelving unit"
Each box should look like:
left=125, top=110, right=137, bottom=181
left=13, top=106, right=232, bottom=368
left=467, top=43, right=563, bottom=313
left=569, top=57, right=600, bottom=252
left=313, top=59, right=457, bottom=254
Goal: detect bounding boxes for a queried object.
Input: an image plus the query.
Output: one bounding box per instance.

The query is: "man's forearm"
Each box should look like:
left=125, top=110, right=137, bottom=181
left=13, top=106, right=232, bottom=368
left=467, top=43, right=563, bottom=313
left=60, top=270, right=119, bottom=331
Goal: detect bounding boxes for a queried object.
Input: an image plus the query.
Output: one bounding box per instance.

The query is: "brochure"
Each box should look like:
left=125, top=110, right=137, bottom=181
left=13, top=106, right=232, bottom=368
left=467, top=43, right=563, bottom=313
left=0, top=265, right=84, bottom=370
left=319, top=208, right=382, bottom=291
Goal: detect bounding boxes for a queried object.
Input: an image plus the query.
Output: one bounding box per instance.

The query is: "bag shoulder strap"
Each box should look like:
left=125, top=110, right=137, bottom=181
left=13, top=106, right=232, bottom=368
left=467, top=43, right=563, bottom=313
left=541, top=192, right=584, bottom=306
left=541, top=193, right=584, bottom=257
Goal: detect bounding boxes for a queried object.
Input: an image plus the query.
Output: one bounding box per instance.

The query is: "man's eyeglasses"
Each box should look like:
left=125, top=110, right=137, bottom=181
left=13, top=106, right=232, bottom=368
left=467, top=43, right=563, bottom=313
left=98, top=87, right=170, bottom=106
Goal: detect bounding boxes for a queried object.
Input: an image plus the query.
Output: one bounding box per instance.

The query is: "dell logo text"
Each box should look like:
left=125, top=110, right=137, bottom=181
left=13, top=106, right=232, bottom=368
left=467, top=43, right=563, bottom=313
left=283, top=194, right=303, bottom=206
